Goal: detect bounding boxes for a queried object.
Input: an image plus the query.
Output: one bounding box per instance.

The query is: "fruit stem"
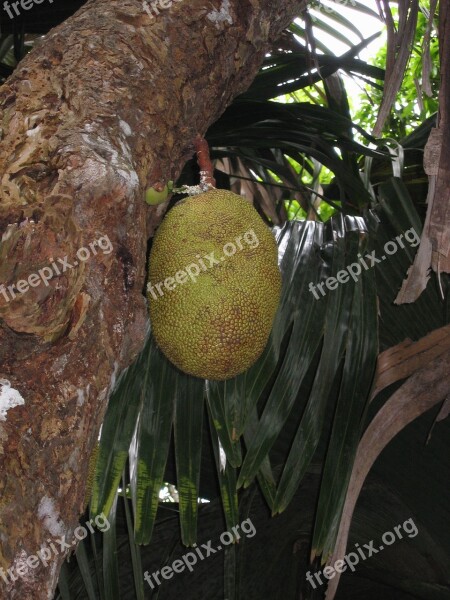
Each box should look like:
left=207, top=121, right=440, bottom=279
left=194, top=134, right=216, bottom=189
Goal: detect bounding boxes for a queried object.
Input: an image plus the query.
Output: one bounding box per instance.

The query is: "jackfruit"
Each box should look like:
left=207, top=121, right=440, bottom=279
left=147, top=189, right=282, bottom=380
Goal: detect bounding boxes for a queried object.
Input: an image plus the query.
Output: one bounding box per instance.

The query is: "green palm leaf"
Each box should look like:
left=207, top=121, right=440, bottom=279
left=90, top=333, right=151, bottom=519
left=174, top=376, right=205, bottom=545
left=130, top=338, right=176, bottom=544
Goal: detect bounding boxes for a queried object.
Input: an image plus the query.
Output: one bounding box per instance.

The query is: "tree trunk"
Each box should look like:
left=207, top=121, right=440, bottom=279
left=0, top=1, right=305, bottom=597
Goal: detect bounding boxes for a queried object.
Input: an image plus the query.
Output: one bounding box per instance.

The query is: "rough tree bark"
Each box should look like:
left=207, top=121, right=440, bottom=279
left=0, top=1, right=305, bottom=597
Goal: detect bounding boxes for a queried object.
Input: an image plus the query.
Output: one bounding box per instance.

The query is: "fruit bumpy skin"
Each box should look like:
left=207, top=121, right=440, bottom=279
left=147, top=189, right=282, bottom=380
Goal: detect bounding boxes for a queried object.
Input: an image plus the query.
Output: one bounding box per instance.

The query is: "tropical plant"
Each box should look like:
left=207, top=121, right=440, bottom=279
left=0, top=1, right=448, bottom=599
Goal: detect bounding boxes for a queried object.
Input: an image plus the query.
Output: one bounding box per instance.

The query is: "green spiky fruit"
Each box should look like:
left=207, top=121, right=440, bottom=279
left=147, top=189, right=282, bottom=380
